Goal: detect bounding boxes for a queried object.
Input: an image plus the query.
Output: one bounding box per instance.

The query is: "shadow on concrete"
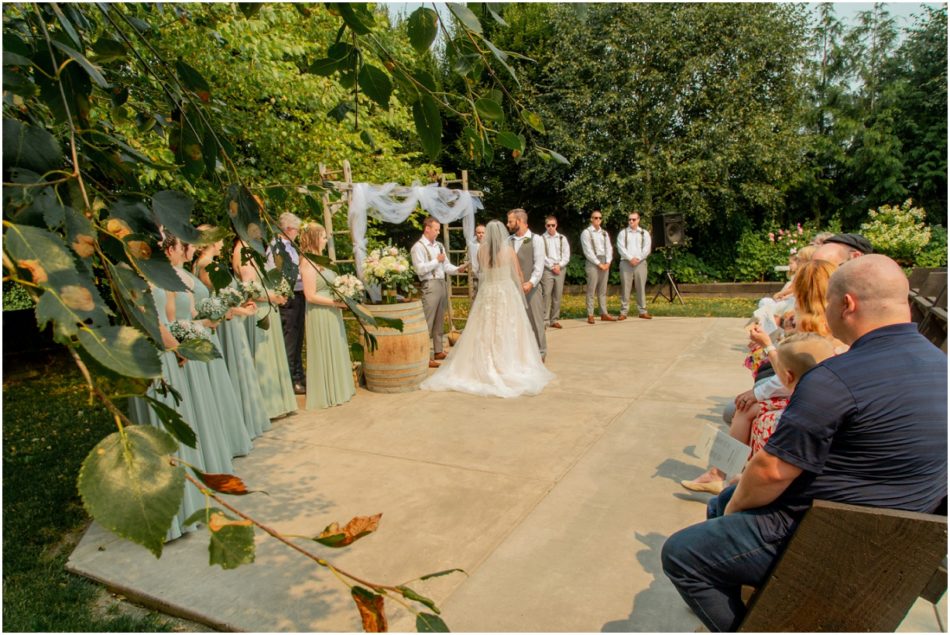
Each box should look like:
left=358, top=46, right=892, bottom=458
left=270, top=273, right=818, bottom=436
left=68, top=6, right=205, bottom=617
left=600, top=531, right=700, bottom=632
left=652, top=458, right=705, bottom=483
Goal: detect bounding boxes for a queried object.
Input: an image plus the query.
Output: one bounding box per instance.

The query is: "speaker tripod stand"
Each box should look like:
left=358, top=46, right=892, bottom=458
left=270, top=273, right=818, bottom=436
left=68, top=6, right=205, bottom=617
left=652, top=250, right=684, bottom=304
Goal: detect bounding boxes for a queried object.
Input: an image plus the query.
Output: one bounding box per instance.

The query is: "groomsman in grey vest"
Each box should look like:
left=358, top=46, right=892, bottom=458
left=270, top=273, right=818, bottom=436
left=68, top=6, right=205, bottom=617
left=541, top=215, right=570, bottom=329
left=617, top=211, right=653, bottom=320
left=580, top=209, right=615, bottom=323
left=507, top=208, right=547, bottom=358
left=411, top=216, right=467, bottom=368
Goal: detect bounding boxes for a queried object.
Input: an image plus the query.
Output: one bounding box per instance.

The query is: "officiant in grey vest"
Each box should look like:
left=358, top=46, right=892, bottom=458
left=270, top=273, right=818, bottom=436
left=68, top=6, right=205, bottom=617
left=411, top=216, right=467, bottom=368
left=507, top=209, right=547, bottom=358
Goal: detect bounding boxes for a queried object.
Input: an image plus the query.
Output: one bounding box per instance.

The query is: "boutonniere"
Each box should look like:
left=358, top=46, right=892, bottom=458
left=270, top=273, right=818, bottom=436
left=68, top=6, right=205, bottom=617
left=522, top=235, right=532, bottom=245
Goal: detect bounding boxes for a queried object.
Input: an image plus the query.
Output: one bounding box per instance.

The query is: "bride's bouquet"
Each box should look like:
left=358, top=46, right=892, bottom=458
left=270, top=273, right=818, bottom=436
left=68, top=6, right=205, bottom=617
left=363, top=245, right=414, bottom=302
left=332, top=274, right=365, bottom=302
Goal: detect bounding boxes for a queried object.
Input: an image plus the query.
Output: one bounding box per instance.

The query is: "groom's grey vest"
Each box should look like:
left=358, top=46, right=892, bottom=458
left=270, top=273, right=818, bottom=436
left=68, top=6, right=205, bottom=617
left=515, top=236, right=536, bottom=285
left=513, top=236, right=546, bottom=355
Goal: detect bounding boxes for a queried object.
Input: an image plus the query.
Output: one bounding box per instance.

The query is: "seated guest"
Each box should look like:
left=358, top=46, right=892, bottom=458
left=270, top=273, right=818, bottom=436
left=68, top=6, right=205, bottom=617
left=663, top=255, right=948, bottom=632
left=812, top=232, right=873, bottom=265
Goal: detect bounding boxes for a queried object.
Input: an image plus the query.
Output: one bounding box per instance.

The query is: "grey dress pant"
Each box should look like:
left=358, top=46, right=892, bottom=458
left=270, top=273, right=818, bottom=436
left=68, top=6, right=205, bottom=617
left=620, top=259, right=649, bottom=316
left=421, top=278, right=447, bottom=355
left=525, top=284, right=546, bottom=356
left=541, top=268, right=566, bottom=325
left=585, top=261, right=610, bottom=316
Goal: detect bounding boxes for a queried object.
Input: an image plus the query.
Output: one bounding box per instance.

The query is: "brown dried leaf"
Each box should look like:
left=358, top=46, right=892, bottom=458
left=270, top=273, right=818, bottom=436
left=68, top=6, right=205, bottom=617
left=208, top=511, right=252, bottom=532
left=72, top=234, right=96, bottom=257
left=126, top=240, right=153, bottom=260
left=60, top=285, right=95, bottom=311
left=18, top=259, right=48, bottom=284
left=314, top=513, right=382, bottom=548
left=351, top=586, right=387, bottom=632
left=228, top=200, right=239, bottom=217
left=197, top=472, right=250, bottom=495
left=106, top=218, right=132, bottom=239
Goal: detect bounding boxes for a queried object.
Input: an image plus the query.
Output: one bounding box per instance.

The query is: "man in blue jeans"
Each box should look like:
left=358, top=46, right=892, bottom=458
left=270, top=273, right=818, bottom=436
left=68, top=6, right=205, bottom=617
left=662, top=255, right=948, bottom=632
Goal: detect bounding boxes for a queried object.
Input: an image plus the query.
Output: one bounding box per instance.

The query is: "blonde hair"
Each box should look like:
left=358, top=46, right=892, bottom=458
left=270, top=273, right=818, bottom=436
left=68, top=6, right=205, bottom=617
left=792, top=259, right=836, bottom=336
left=777, top=333, right=836, bottom=380
left=299, top=222, right=327, bottom=255
left=795, top=245, right=817, bottom=264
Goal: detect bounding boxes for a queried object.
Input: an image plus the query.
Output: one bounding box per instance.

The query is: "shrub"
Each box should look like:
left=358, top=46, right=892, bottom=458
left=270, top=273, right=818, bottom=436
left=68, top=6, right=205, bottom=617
left=2, top=281, right=32, bottom=311
left=733, top=223, right=814, bottom=281
left=860, top=199, right=931, bottom=266
left=915, top=224, right=948, bottom=268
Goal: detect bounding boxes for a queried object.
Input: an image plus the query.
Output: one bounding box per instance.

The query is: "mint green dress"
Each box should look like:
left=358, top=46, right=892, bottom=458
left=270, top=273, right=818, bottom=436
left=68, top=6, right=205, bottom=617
left=128, top=286, right=210, bottom=542
left=183, top=270, right=254, bottom=457
left=305, top=269, right=355, bottom=409
left=245, top=293, right=297, bottom=420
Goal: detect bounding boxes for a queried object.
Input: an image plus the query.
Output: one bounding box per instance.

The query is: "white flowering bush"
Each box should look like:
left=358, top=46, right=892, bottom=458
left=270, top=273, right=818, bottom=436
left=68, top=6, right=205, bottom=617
left=860, top=199, right=932, bottom=265
left=363, top=245, right=415, bottom=299
left=194, top=296, right=229, bottom=322
left=332, top=274, right=365, bottom=301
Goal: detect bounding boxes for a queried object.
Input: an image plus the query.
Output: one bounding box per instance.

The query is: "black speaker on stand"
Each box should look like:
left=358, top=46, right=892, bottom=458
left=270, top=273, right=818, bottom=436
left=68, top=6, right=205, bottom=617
left=651, top=213, right=685, bottom=304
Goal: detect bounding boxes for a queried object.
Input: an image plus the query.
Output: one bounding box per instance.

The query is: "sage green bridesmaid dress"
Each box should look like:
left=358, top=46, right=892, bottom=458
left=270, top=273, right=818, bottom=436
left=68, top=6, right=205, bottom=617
left=305, top=269, right=355, bottom=409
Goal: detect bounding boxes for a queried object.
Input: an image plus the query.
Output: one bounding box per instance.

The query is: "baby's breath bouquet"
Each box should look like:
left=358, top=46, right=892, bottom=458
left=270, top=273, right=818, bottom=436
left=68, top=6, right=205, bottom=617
left=274, top=277, right=293, bottom=300
left=194, top=296, right=229, bottom=322
left=363, top=245, right=414, bottom=303
left=169, top=319, right=213, bottom=343
left=238, top=279, right=265, bottom=303
left=168, top=320, right=219, bottom=361
left=216, top=286, right=245, bottom=308
left=332, top=274, right=365, bottom=302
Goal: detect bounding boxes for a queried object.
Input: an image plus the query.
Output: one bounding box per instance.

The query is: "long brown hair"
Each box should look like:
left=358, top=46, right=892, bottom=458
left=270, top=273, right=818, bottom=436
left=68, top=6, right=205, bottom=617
left=793, top=259, right=836, bottom=336
left=299, top=222, right=327, bottom=255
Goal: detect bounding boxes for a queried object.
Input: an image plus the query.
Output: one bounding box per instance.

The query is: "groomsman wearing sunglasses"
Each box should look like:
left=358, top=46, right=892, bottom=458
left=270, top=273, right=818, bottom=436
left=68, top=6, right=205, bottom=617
left=580, top=209, right=615, bottom=323
left=541, top=216, right=570, bottom=329
left=617, top=211, right=653, bottom=320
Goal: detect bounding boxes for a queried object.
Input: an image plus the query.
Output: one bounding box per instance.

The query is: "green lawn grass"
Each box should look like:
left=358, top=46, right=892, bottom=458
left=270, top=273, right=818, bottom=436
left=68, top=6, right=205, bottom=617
left=2, top=352, right=178, bottom=632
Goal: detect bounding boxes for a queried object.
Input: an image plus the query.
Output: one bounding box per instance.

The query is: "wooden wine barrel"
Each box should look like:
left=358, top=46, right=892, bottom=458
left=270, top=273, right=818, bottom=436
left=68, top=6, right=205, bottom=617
left=362, top=300, right=430, bottom=393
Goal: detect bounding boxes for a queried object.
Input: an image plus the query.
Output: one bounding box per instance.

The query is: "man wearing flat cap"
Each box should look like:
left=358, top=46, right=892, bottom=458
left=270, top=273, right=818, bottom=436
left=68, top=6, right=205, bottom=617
left=813, top=233, right=873, bottom=266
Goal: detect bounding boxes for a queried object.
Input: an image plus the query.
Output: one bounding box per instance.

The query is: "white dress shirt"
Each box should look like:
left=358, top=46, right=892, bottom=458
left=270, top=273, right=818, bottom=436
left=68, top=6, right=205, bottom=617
left=265, top=235, right=303, bottom=291
left=581, top=226, right=613, bottom=265
left=411, top=237, right=460, bottom=281
left=542, top=232, right=571, bottom=270
left=617, top=227, right=652, bottom=263
left=510, top=231, right=545, bottom=287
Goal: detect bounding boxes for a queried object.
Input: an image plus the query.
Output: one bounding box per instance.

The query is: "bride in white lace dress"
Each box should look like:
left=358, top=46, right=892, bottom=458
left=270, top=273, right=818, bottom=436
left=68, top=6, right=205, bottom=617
left=421, top=220, right=555, bottom=398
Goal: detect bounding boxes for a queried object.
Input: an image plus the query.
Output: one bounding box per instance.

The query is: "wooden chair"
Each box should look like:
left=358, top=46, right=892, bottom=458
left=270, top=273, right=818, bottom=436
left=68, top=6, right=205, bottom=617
left=739, top=499, right=948, bottom=632
left=908, top=267, right=944, bottom=294
left=911, top=271, right=947, bottom=323
left=918, top=286, right=948, bottom=351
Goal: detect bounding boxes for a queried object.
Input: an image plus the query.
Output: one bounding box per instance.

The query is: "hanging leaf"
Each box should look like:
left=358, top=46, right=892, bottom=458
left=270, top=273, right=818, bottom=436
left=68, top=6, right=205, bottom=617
left=396, top=586, right=439, bottom=614
left=358, top=64, right=392, bottom=109
left=351, top=586, right=387, bottom=633
left=50, top=3, right=83, bottom=50
left=175, top=60, right=211, bottom=102
left=77, top=425, right=184, bottom=558
left=51, top=40, right=110, bottom=89
left=124, top=234, right=189, bottom=293
left=486, top=6, right=508, bottom=26
left=419, top=568, right=466, bottom=581
left=77, top=325, right=162, bottom=379
left=495, top=131, right=525, bottom=153
left=474, top=97, right=504, bottom=122
left=307, top=57, right=339, bottom=76
left=413, top=95, right=442, bottom=160
left=482, top=38, right=520, bottom=87
left=225, top=184, right=266, bottom=254
left=3, top=119, right=63, bottom=174
left=151, top=190, right=202, bottom=244
left=106, top=262, right=163, bottom=344
left=521, top=109, right=545, bottom=133
left=416, top=613, right=449, bottom=632
left=327, top=100, right=355, bottom=123
left=548, top=149, right=569, bottom=165
left=110, top=198, right=161, bottom=237
left=206, top=261, right=233, bottom=292
left=92, top=37, right=126, bottom=63
left=207, top=511, right=255, bottom=569
left=191, top=468, right=251, bottom=495
left=176, top=336, right=221, bottom=362
left=30, top=186, right=67, bottom=229
left=447, top=3, right=483, bottom=34
left=311, top=512, right=382, bottom=548
left=408, top=8, right=439, bottom=53
left=338, top=3, right=374, bottom=35
left=142, top=395, right=198, bottom=449
left=238, top=3, right=263, bottom=18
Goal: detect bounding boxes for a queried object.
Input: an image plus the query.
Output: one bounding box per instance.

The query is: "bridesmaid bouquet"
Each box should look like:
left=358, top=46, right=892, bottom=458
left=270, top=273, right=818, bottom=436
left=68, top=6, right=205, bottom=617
left=238, top=279, right=265, bottom=303
left=274, top=277, right=293, bottom=300
left=216, top=286, right=245, bottom=308
left=363, top=245, right=414, bottom=302
left=332, top=274, right=365, bottom=301
left=194, top=296, right=229, bottom=322
left=168, top=319, right=220, bottom=362
left=169, top=319, right=214, bottom=344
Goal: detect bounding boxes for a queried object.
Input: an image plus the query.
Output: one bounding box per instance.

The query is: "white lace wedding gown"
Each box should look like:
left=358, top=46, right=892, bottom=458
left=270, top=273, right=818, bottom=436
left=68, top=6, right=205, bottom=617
left=421, top=267, right=555, bottom=398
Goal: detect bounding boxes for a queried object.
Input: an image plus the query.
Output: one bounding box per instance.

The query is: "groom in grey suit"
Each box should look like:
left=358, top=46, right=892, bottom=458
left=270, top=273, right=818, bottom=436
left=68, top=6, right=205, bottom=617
left=507, top=208, right=547, bottom=359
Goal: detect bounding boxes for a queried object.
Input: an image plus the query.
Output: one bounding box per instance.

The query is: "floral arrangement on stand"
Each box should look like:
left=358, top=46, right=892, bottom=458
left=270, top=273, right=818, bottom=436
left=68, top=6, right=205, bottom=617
left=362, top=245, right=415, bottom=303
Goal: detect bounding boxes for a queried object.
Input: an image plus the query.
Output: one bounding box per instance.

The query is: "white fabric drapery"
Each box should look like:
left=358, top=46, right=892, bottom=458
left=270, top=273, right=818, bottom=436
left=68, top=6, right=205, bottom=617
left=348, top=182, right=483, bottom=295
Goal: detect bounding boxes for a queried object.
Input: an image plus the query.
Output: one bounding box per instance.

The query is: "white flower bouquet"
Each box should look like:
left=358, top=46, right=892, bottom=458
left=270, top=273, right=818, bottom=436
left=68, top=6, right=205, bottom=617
left=216, top=286, right=245, bottom=308
left=274, top=277, right=293, bottom=299
left=332, top=274, right=365, bottom=301
left=238, top=279, right=265, bottom=303
left=169, top=319, right=213, bottom=344
left=194, top=296, right=229, bottom=322
left=363, top=245, right=414, bottom=302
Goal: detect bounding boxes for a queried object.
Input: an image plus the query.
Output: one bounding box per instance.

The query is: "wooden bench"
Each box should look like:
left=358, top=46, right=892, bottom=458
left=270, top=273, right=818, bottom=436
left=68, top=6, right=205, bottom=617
left=910, top=270, right=947, bottom=324
left=918, top=286, right=948, bottom=351
left=739, top=499, right=947, bottom=632
left=908, top=267, right=945, bottom=295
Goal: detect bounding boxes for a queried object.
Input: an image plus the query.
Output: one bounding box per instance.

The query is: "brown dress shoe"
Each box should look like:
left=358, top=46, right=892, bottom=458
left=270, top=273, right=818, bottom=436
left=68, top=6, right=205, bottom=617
left=434, top=351, right=448, bottom=360
left=428, top=360, right=441, bottom=368
left=638, top=313, right=653, bottom=320
left=551, top=322, right=563, bottom=329
left=601, top=314, right=616, bottom=321
left=617, top=315, right=627, bottom=321
left=587, top=316, right=595, bottom=325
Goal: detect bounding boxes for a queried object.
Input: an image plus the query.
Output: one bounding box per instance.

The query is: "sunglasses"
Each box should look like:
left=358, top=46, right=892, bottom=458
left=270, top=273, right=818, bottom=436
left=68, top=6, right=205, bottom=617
left=545, top=223, right=556, bottom=227
left=629, top=218, right=639, bottom=222
left=592, top=216, right=602, bottom=220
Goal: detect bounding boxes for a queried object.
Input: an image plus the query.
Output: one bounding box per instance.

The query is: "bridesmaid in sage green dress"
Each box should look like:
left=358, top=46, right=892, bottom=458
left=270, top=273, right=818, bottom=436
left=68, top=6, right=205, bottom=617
left=299, top=223, right=355, bottom=409
left=192, top=232, right=271, bottom=439
left=129, top=284, right=209, bottom=542
left=231, top=238, right=297, bottom=419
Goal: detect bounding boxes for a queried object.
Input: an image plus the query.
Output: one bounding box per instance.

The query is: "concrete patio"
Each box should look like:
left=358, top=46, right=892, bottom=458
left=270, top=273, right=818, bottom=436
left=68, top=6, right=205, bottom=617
left=66, top=316, right=946, bottom=632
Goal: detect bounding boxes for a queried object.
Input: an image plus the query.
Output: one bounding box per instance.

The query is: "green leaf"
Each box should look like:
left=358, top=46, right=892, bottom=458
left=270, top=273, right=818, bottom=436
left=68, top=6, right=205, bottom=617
left=397, top=586, right=440, bottom=614
left=416, top=612, right=449, bottom=632
left=50, top=3, right=83, bottom=49
left=307, top=57, right=339, bottom=76
left=413, top=95, right=442, bottom=161
left=125, top=236, right=189, bottom=293
left=206, top=261, right=233, bottom=292
left=105, top=261, right=161, bottom=346
left=412, top=69, right=437, bottom=92
left=238, top=3, right=263, bottom=18
left=110, top=198, right=160, bottom=237
left=349, top=341, right=364, bottom=363
left=419, top=568, right=466, bottom=581
left=3, top=119, right=64, bottom=174
left=142, top=395, right=198, bottom=449
left=496, top=131, right=525, bottom=153
left=151, top=190, right=202, bottom=244
left=31, top=186, right=67, bottom=228
left=358, top=64, right=392, bottom=109
left=327, top=100, right=355, bottom=123
left=77, top=325, right=162, bottom=379
left=482, top=38, right=520, bottom=87
left=474, top=97, right=504, bottom=122
left=225, top=184, right=266, bottom=255
left=521, top=109, right=544, bottom=133
left=92, top=37, right=126, bottom=63
left=548, top=149, right=569, bottom=165
left=208, top=511, right=255, bottom=569
left=337, top=3, right=374, bottom=35
left=51, top=40, right=109, bottom=89
left=176, top=336, right=221, bottom=362
left=175, top=60, right=211, bottom=102
left=77, top=425, right=184, bottom=558
left=408, top=8, right=439, bottom=53
left=486, top=6, right=508, bottom=26
left=447, top=3, right=483, bottom=34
